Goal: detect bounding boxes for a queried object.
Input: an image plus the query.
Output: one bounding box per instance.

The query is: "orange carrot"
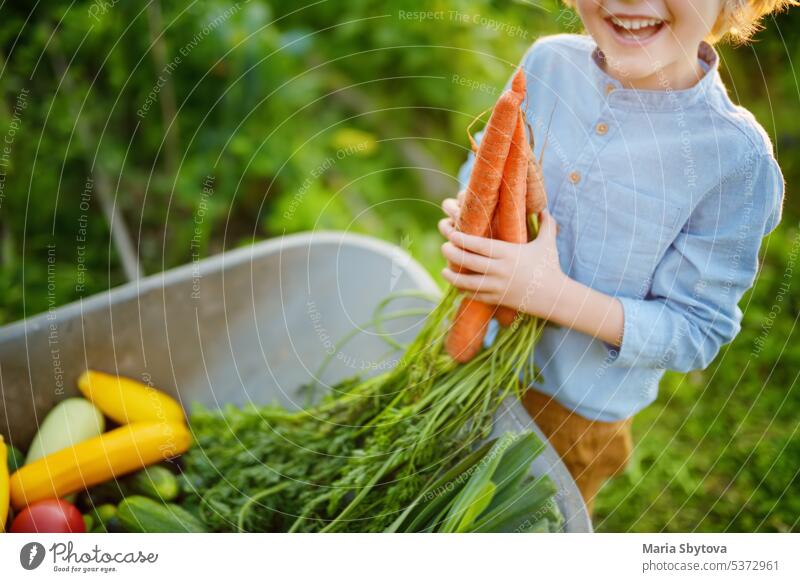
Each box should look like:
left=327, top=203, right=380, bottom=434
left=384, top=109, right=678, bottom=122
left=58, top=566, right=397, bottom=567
left=494, top=306, right=518, bottom=328
left=445, top=298, right=496, bottom=363
left=446, top=69, right=527, bottom=362
left=497, top=115, right=529, bottom=245
left=495, top=114, right=529, bottom=327
left=457, top=68, right=526, bottom=238
left=452, top=78, right=522, bottom=276
left=526, top=104, right=554, bottom=224
left=526, top=155, right=547, bottom=218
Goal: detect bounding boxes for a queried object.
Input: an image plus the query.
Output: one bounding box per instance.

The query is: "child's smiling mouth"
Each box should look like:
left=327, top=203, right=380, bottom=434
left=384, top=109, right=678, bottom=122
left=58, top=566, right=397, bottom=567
left=604, top=14, right=668, bottom=46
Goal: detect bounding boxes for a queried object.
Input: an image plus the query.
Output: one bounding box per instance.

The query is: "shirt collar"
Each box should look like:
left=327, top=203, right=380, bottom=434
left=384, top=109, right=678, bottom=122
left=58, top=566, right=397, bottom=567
left=589, top=40, right=719, bottom=111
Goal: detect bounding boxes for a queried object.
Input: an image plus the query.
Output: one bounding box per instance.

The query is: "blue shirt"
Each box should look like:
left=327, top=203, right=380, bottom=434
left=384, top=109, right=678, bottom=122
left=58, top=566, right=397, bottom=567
left=460, top=34, right=784, bottom=422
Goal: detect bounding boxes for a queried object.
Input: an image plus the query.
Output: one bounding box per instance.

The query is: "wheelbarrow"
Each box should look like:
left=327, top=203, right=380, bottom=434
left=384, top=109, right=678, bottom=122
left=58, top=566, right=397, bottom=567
left=0, top=231, right=591, bottom=532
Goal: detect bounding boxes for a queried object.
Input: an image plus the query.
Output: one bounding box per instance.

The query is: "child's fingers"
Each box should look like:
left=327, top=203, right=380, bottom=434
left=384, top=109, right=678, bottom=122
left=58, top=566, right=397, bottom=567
left=438, top=217, right=455, bottom=238
left=471, top=291, right=500, bottom=304
left=441, top=242, right=495, bottom=274
left=441, top=268, right=500, bottom=293
left=457, top=189, right=466, bottom=204
left=442, top=198, right=460, bottom=219
left=447, top=230, right=508, bottom=258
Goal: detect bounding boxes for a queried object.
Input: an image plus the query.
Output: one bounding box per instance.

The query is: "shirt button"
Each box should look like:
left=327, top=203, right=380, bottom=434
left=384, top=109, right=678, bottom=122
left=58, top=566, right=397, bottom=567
left=605, top=83, right=615, bottom=95
left=569, top=170, right=581, bottom=184
left=596, top=122, right=608, bottom=136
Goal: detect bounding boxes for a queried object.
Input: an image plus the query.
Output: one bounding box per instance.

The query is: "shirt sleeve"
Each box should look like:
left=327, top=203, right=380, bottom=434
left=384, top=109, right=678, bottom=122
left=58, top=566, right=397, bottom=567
left=608, top=152, right=784, bottom=372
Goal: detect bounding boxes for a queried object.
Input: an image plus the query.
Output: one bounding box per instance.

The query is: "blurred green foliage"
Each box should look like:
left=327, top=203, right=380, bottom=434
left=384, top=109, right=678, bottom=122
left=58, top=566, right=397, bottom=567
left=0, top=0, right=797, bottom=531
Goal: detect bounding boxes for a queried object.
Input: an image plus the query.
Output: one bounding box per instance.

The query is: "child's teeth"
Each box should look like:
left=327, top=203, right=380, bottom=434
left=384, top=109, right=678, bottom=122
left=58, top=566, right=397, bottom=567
left=611, top=16, right=662, bottom=31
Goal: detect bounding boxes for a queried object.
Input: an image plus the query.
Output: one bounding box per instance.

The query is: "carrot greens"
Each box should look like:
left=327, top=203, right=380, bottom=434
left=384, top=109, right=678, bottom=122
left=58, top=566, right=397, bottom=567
left=180, top=289, right=557, bottom=532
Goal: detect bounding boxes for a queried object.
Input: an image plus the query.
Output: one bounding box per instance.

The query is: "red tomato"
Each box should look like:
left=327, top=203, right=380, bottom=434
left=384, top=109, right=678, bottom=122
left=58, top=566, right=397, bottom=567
left=11, top=499, right=86, bottom=533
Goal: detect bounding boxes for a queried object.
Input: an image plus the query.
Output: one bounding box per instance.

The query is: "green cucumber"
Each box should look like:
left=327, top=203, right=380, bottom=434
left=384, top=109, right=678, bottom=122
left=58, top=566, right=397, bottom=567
left=25, top=398, right=105, bottom=464
left=83, top=514, right=94, bottom=531
left=88, top=504, right=118, bottom=532
left=126, top=466, right=180, bottom=501
left=117, top=496, right=207, bottom=533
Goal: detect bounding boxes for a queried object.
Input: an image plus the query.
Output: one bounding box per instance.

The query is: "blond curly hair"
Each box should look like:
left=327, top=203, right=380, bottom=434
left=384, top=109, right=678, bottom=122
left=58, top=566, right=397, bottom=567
left=713, top=0, right=798, bottom=41
left=561, top=0, right=797, bottom=43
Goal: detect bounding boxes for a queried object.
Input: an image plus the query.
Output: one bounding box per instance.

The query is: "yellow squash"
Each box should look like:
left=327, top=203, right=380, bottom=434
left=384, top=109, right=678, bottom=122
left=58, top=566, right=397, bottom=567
left=9, top=422, right=191, bottom=510
left=1, top=435, right=9, bottom=530
left=78, top=370, right=185, bottom=425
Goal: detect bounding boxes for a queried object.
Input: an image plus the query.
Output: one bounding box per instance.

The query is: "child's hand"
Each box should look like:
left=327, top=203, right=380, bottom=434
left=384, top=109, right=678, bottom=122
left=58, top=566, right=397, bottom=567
left=438, top=210, right=566, bottom=319
left=441, top=190, right=465, bottom=224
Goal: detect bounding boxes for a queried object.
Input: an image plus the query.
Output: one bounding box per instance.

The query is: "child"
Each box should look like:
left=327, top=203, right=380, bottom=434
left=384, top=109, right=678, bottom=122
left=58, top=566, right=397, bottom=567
left=439, top=0, right=790, bottom=515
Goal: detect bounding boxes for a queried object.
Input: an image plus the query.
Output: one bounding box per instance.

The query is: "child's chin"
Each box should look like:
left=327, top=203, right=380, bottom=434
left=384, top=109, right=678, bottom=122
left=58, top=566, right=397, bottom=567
left=601, top=53, right=661, bottom=84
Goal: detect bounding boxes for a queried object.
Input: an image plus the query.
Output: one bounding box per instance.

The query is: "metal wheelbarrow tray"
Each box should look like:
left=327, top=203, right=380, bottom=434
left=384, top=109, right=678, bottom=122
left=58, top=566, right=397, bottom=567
left=0, top=231, right=591, bottom=532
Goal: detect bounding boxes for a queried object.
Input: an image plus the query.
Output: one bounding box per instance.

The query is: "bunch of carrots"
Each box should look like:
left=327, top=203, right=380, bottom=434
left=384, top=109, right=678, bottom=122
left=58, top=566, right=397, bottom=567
left=446, top=69, right=547, bottom=363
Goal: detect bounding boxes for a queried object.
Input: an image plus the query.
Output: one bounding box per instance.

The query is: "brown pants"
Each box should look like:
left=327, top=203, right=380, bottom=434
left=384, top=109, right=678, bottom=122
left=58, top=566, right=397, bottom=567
left=522, top=389, right=633, bottom=516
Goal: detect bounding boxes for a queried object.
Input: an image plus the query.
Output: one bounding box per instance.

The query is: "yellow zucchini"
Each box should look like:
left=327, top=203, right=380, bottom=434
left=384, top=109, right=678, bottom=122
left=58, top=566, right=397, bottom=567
left=9, top=422, right=190, bottom=510
left=1, top=435, right=9, bottom=530
left=77, top=370, right=185, bottom=425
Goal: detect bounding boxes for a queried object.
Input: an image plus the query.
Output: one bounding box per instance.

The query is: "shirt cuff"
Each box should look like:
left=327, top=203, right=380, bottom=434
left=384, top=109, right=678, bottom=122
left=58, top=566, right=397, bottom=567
left=605, top=296, right=652, bottom=368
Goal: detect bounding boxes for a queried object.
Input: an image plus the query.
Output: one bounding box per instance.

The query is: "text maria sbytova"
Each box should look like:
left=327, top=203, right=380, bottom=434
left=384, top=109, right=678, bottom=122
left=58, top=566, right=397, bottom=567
left=644, top=543, right=727, bottom=557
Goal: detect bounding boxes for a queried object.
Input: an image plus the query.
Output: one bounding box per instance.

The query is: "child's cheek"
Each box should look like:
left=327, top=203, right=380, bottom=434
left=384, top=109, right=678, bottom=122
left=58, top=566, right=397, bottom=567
left=665, top=0, right=722, bottom=45
left=573, top=0, right=603, bottom=32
